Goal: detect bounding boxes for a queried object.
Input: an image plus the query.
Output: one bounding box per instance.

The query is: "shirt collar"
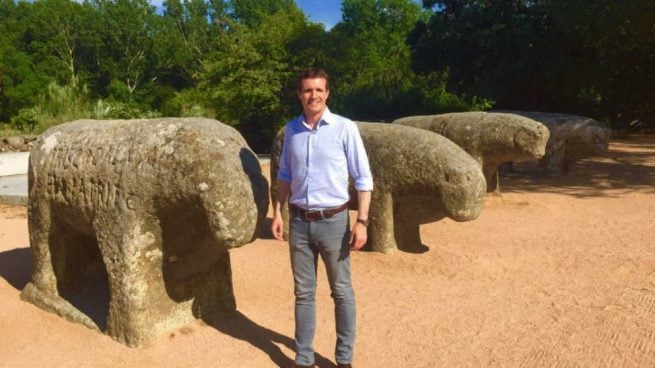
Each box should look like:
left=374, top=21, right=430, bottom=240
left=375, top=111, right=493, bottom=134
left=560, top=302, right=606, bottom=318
left=300, top=107, right=334, bottom=130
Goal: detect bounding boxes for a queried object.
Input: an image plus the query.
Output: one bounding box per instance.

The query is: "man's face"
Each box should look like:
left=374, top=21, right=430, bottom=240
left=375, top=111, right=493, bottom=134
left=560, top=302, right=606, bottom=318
left=297, top=77, right=329, bottom=117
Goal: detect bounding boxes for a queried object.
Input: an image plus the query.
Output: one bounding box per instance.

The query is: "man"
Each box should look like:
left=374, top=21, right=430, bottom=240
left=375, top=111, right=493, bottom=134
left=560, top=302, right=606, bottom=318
left=271, top=68, right=373, bottom=368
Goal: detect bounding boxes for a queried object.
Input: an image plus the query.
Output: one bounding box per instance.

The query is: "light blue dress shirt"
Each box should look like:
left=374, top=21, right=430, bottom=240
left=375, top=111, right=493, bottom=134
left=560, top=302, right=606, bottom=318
left=277, top=108, right=373, bottom=210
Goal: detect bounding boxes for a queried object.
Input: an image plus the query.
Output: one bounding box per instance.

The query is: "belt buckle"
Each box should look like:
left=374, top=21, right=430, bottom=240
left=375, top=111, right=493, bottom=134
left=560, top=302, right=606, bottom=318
left=303, top=209, right=323, bottom=221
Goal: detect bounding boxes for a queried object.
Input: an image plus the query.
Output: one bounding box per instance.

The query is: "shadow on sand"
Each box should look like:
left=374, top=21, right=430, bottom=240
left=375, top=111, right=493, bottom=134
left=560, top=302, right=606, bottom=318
left=0, top=248, right=334, bottom=367
left=205, top=310, right=336, bottom=368
left=500, top=135, right=655, bottom=198
left=0, top=247, right=31, bottom=290
left=257, top=217, right=274, bottom=240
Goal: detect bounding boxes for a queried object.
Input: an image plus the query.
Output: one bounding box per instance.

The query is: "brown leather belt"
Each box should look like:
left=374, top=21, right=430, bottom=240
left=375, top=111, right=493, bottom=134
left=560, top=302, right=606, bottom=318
left=291, top=203, right=349, bottom=221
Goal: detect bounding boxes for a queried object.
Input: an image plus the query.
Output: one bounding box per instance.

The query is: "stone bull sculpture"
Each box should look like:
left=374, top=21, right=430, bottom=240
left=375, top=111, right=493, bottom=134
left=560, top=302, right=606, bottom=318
left=393, top=112, right=550, bottom=193
left=271, top=122, right=486, bottom=253
left=496, top=111, right=610, bottom=177
left=21, top=118, right=269, bottom=347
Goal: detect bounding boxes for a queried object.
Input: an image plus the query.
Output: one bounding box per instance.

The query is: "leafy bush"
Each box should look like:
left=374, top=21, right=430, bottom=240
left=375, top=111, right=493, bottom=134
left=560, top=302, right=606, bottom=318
left=11, top=107, right=39, bottom=132
left=91, top=99, right=112, bottom=119
left=180, top=104, right=208, bottom=118
left=107, top=79, right=132, bottom=103
left=10, top=82, right=90, bottom=133
left=40, top=82, right=84, bottom=118
left=161, top=88, right=213, bottom=118
left=92, top=100, right=161, bottom=119
left=10, top=83, right=162, bottom=134
left=0, top=123, right=23, bottom=138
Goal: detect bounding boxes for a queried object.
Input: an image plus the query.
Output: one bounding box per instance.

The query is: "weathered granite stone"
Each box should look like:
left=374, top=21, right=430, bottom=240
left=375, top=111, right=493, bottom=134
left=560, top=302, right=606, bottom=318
left=3, top=136, right=24, bottom=148
left=21, top=118, right=269, bottom=347
left=393, top=112, right=550, bottom=193
left=270, top=122, right=486, bottom=253
left=496, top=111, right=610, bottom=177
left=1, top=135, right=37, bottom=152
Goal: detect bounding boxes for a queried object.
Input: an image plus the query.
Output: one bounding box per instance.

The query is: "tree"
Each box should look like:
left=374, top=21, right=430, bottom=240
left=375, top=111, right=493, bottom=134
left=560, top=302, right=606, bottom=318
left=410, top=0, right=655, bottom=126
left=93, top=0, right=159, bottom=102
left=199, top=1, right=323, bottom=151
left=230, top=0, right=295, bottom=27
left=409, top=1, right=539, bottom=105
left=0, top=0, right=51, bottom=122
left=541, top=0, right=655, bottom=123
left=157, top=0, right=226, bottom=88
left=327, top=0, right=471, bottom=120
left=27, top=0, right=99, bottom=90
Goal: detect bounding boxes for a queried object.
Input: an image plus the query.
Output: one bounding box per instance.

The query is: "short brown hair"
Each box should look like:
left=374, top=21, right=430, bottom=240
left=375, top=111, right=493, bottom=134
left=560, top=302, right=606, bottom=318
left=297, top=67, right=330, bottom=92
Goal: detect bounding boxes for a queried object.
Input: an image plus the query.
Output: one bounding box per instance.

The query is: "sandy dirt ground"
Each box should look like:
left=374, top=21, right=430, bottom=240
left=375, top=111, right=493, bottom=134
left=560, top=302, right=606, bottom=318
left=1, top=134, right=654, bottom=368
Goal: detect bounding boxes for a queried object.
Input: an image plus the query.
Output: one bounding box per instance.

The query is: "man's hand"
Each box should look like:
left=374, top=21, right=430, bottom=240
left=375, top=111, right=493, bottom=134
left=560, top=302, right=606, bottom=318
left=271, top=214, right=285, bottom=241
left=349, top=222, right=368, bottom=250
left=350, top=190, right=371, bottom=250
left=272, top=179, right=291, bottom=242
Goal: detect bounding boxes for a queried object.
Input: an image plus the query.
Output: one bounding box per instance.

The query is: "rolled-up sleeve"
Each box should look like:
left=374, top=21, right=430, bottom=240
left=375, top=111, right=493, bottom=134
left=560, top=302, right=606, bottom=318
left=277, top=125, right=292, bottom=183
left=344, top=121, right=373, bottom=191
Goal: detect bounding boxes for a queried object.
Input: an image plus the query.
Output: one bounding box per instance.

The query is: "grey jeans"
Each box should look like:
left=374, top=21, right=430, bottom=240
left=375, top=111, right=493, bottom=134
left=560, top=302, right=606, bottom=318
left=289, top=208, right=355, bottom=366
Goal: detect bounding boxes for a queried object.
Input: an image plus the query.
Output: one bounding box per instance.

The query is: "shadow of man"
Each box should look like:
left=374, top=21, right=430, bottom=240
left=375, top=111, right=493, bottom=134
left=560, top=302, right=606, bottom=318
left=205, top=310, right=335, bottom=368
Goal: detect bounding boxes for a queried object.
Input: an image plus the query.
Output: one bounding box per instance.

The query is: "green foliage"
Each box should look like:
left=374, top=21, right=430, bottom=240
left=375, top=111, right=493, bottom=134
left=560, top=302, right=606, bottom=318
left=0, top=0, right=45, bottom=121
left=11, top=107, right=39, bottom=131
left=409, top=0, right=655, bottom=126
left=91, top=99, right=112, bottom=119
left=27, top=0, right=99, bottom=89
left=327, top=0, right=477, bottom=120
left=0, top=45, right=45, bottom=122
left=10, top=82, right=89, bottom=133
left=156, top=0, right=221, bottom=88
left=4, top=0, right=653, bottom=148
left=38, top=83, right=81, bottom=131
left=161, top=88, right=213, bottom=118
left=200, top=3, right=315, bottom=151
left=230, top=0, right=295, bottom=27
left=39, top=82, right=84, bottom=118
left=9, top=82, right=159, bottom=133
left=107, top=79, right=132, bottom=102
left=411, top=71, right=494, bottom=113
left=179, top=104, right=208, bottom=118
left=94, top=0, right=158, bottom=101
left=92, top=100, right=160, bottom=120
left=0, top=123, right=22, bottom=138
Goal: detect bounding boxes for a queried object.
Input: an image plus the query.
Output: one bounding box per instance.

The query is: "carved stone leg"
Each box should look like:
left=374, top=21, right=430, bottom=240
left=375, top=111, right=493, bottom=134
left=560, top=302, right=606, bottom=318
left=96, top=213, right=171, bottom=347
left=98, top=208, right=238, bottom=346
left=190, top=249, right=237, bottom=325
left=22, top=203, right=104, bottom=331
left=25, top=201, right=56, bottom=294
left=544, top=145, right=566, bottom=177
left=161, top=219, right=237, bottom=322
left=483, top=163, right=501, bottom=195
left=390, top=198, right=424, bottom=251
left=365, top=191, right=397, bottom=253
left=393, top=221, right=423, bottom=251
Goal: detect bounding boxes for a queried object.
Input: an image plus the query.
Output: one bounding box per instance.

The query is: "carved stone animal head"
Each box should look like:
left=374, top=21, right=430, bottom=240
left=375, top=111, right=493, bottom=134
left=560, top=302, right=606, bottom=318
left=505, top=118, right=551, bottom=161
left=438, top=156, right=486, bottom=222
